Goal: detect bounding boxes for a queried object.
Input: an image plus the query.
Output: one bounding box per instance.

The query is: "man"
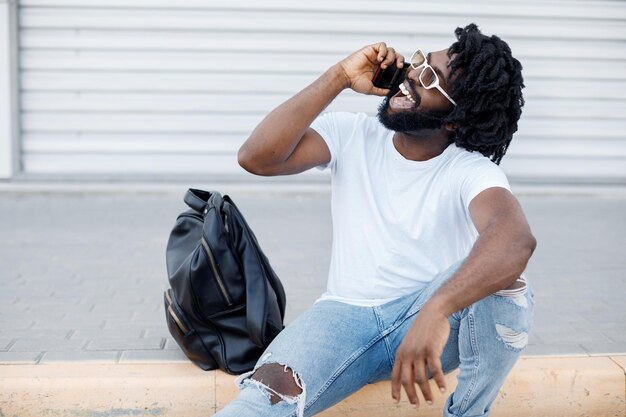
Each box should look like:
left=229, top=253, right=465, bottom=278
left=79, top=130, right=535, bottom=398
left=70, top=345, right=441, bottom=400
left=216, top=23, right=536, bottom=417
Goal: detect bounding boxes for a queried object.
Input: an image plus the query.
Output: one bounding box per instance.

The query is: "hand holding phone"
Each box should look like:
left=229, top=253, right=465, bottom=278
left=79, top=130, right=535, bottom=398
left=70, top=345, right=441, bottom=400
left=336, top=42, right=405, bottom=96
left=372, top=62, right=410, bottom=92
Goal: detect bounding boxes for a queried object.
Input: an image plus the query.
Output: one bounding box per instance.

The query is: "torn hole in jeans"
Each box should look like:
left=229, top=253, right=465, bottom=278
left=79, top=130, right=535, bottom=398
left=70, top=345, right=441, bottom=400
left=494, top=277, right=528, bottom=308
left=495, top=323, right=529, bottom=350
left=236, top=361, right=307, bottom=417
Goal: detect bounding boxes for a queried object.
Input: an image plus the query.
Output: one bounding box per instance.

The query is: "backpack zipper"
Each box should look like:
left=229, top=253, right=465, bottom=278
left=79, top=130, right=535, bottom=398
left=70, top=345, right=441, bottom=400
left=167, top=305, right=189, bottom=334
left=201, top=235, right=233, bottom=306
left=165, top=290, right=190, bottom=334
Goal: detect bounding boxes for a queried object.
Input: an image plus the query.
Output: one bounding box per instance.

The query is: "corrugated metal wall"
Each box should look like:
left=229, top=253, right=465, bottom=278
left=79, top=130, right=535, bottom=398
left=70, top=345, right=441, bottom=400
left=17, top=0, right=626, bottom=183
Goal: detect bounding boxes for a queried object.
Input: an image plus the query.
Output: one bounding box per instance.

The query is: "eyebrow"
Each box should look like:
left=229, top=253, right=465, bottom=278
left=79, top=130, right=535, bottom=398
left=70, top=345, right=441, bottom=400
left=427, top=52, right=448, bottom=86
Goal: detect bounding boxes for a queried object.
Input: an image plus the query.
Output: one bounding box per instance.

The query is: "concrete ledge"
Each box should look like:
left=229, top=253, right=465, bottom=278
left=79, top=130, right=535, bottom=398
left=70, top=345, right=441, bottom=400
left=0, top=355, right=624, bottom=417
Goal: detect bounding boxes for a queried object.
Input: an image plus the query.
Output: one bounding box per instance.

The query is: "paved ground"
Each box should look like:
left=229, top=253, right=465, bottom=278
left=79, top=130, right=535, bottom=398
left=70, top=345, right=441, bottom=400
left=0, top=184, right=625, bottom=364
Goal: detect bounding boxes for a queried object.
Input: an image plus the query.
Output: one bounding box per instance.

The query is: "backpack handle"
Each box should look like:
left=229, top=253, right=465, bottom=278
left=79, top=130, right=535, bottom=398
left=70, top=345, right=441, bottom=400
left=185, top=189, right=222, bottom=214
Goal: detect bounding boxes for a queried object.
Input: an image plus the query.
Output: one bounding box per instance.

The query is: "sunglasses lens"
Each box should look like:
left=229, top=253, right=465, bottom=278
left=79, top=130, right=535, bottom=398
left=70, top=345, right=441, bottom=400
left=421, top=67, right=437, bottom=87
left=411, top=50, right=425, bottom=67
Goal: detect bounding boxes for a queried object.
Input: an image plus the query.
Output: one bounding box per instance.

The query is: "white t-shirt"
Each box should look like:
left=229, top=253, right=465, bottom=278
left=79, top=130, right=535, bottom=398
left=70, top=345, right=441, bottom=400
left=310, top=112, right=513, bottom=307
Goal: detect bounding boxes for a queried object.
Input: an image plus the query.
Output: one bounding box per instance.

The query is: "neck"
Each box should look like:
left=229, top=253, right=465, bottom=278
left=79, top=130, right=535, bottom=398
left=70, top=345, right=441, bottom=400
left=392, top=129, right=453, bottom=162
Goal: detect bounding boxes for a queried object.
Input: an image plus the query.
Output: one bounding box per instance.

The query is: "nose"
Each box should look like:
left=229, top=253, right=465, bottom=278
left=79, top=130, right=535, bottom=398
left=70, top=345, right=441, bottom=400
left=405, top=66, right=423, bottom=89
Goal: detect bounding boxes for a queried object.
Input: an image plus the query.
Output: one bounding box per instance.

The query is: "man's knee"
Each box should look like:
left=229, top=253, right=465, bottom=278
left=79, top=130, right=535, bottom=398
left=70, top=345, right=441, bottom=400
left=250, top=363, right=304, bottom=405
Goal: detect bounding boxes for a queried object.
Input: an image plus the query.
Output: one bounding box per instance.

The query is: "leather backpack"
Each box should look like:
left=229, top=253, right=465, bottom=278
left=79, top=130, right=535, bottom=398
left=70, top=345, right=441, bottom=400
left=164, top=189, right=286, bottom=374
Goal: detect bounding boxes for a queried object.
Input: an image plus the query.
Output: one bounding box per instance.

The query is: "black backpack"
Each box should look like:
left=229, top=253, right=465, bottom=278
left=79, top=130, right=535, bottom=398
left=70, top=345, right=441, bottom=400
left=164, top=189, right=286, bottom=374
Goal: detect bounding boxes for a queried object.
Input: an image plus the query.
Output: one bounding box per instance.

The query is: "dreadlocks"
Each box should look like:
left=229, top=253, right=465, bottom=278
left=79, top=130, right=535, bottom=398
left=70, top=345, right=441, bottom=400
left=445, top=24, right=525, bottom=165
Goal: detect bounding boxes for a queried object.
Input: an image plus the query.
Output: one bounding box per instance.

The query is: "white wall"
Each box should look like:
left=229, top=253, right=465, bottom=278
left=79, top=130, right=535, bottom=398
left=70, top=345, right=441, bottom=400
left=13, top=0, right=626, bottom=183
left=0, top=0, right=16, bottom=179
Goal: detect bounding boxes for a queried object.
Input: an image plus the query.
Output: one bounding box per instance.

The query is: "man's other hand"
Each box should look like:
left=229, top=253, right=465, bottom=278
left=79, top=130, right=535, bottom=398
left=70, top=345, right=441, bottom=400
left=337, top=42, right=405, bottom=96
left=391, top=305, right=449, bottom=408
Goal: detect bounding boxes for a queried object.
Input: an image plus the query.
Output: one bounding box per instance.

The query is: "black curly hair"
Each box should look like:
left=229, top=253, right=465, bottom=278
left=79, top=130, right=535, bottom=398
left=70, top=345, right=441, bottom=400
left=445, top=24, right=525, bottom=165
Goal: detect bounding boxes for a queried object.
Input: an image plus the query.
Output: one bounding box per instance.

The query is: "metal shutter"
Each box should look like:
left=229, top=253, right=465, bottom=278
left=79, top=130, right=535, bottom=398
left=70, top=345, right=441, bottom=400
left=17, top=0, right=626, bottom=183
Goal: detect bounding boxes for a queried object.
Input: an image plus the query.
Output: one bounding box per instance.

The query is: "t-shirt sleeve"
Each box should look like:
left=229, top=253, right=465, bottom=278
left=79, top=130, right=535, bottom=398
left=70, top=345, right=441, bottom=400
left=309, top=112, right=359, bottom=171
left=459, top=157, right=511, bottom=212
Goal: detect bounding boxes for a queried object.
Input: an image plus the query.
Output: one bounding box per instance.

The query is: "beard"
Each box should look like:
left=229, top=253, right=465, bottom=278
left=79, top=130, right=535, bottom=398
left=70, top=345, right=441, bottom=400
left=377, top=91, right=451, bottom=132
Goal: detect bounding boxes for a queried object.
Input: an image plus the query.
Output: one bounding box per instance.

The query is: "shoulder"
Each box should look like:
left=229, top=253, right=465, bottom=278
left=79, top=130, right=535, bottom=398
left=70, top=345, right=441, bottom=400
left=447, top=145, right=505, bottom=175
left=446, top=145, right=511, bottom=209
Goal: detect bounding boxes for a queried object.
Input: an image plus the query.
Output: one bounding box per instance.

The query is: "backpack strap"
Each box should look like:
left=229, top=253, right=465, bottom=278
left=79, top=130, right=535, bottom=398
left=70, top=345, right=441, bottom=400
left=224, top=198, right=284, bottom=347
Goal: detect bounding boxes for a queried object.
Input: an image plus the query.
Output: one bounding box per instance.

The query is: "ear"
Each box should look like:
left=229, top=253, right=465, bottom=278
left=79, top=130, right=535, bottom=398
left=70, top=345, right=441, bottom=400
left=444, top=122, right=457, bottom=132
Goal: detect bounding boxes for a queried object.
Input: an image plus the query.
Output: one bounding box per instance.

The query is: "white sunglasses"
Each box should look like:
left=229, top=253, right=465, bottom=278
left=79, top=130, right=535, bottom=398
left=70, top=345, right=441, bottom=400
left=410, top=49, right=456, bottom=106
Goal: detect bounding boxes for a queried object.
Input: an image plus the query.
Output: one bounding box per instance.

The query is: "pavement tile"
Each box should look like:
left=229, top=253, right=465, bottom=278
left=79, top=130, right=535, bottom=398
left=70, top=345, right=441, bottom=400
left=69, top=309, right=135, bottom=320
left=530, top=330, right=614, bottom=345
left=103, top=318, right=163, bottom=329
left=86, top=337, right=164, bottom=351
left=109, top=291, right=151, bottom=303
left=163, top=337, right=181, bottom=350
left=60, top=312, right=114, bottom=323
left=0, top=329, right=72, bottom=339
left=141, top=325, right=169, bottom=335
left=581, top=342, right=626, bottom=356
left=571, top=320, right=625, bottom=333
left=90, top=303, right=138, bottom=313
left=140, top=324, right=168, bottom=335
left=131, top=311, right=165, bottom=322
left=0, top=318, right=35, bottom=330
left=119, top=349, right=189, bottom=362
left=522, top=343, right=589, bottom=356
left=70, top=328, right=144, bottom=340
left=0, top=338, right=14, bottom=351
left=31, top=319, right=105, bottom=330
left=0, top=305, right=30, bottom=316
left=40, top=350, right=120, bottom=363
left=0, top=351, right=42, bottom=364
left=603, top=332, right=626, bottom=343
left=9, top=338, right=88, bottom=352
left=4, top=287, right=56, bottom=297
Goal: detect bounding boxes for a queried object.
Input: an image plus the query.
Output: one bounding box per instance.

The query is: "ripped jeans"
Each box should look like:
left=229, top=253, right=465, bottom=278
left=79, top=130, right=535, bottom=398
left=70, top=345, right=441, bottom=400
left=213, top=259, right=535, bottom=417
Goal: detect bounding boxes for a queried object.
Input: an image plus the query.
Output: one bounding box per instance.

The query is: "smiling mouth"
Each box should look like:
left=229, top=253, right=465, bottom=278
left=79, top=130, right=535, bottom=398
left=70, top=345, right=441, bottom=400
left=398, top=82, right=416, bottom=104
left=388, top=82, right=419, bottom=110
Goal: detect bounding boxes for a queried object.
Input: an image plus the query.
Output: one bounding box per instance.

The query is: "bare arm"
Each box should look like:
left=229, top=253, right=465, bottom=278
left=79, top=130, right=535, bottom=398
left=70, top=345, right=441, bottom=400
left=427, top=187, right=536, bottom=316
left=391, top=187, right=537, bottom=407
left=238, top=43, right=404, bottom=176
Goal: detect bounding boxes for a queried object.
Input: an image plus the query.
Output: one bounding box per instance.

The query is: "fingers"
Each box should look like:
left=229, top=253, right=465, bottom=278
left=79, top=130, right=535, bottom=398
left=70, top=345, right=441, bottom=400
left=391, top=359, right=402, bottom=403
left=375, top=42, right=404, bottom=70
left=376, top=42, right=388, bottom=64
left=401, top=362, right=420, bottom=407
left=392, top=358, right=420, bottom=408
left=396, top=53, right=406, bottom=69
left=428, top=355, right=447, bottom=396
left=391, top=355, right=447, bottom=408
left=413, top=360, right=432, bottom=405
left=370, top=86, right=391, bottom=97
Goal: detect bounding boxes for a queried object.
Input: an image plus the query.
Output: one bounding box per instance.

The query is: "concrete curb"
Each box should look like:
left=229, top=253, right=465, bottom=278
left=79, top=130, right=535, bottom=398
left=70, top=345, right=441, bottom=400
left=1, top=355, right=624, bottom=417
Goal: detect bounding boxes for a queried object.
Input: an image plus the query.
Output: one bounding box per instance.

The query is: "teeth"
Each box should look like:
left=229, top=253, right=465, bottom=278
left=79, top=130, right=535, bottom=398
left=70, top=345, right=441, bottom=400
left=398, top=83, right=416, bottom=104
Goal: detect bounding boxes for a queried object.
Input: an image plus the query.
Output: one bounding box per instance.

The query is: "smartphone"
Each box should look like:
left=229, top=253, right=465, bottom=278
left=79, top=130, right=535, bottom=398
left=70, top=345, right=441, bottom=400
left=372, top=62, right=410, bottom=91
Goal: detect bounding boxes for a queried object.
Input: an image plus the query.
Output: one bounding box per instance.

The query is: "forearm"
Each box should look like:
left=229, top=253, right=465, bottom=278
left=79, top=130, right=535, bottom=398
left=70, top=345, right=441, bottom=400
left=425, top=223, right=536, bottom=317
left=238, top=65, right=348, bottom=167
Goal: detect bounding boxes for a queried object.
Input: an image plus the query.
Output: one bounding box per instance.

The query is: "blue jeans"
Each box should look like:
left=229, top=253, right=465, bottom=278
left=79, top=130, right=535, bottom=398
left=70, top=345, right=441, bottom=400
left=214, top=259, right=535, bottom=417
